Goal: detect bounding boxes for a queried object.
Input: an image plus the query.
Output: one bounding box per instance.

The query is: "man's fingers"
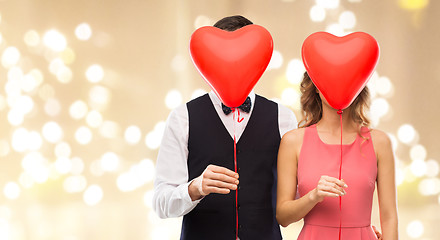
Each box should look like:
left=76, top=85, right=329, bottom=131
left=205, top=179, right=237, bottom=190
left=205, top=186, right=231, bottom=195
left=208, top=165, right=238, bottom=178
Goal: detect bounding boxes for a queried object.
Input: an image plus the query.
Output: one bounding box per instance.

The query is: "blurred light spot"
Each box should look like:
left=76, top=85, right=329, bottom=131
left=171, top=55, right=187, bottom=72
left=55, top=157, right=73, bottom=174
left=14, top=95, right=34, bottom=115
left=43, top=30, right=67, bottom=52
left=396, top=168, right=404, bottom=186
left=44, top=98, right=61, bottom=116
left=117, top=173, right=136, bottom=192
left=24, top=30, right=40, bottom=47
left=49, top=58, right=65, bottom=74
left=281, top=88, right=300, bottom=107
left=418, top=178, right=440, bottom=196
left=410, top=159, right=426, bottom=177
left=145, top=122, right=166, bottom=150
left=191, top=89, right=207, bottom=100
left=99, top=121, right=120, bottom=138
left=425, top=159, right=439, bottom=177
left=397, top=124, right=417, bottom=144
left=19, top=172, right=34, bottom=188
left=399, top=0, right=429, bottom=10
left=165, top=89, right=182, bottom=109
left=388, top=133, right=398, bottom=151
left=404, top=167, right=417, bottom=183
left=86, top=110, right=103, bottom=128
left=42, top=121, right=63, bottom=143
left=21, top=152, right=50, bottom=183
left=56, top=65, right=73, bottom=83
left=0, top=140, right=10, bottom=157
left=286, top=59, right=305, bottom=84
left=125, top=125, right=142, bottom=144
left=7, top=110, right=23, bottom=126
left=89, top=160, right=104, bottom=177
left=22, top=72, right=41, bottom=93
left=60, top=48, right=76, bottom=65
left=69, top=100, right=88, bottom=119
left=55, top=142, right=71, bottom=158
left=310, top=5, right=326, bottom=22
left=75, top=126, right=92, bottom=145
left=138, top=159, right=155, bottom=183
left=8, top=66, right=23, bottom=82
left=3, top=182, right=20, bottom=200
left=64, top=175, right=87, bottom=193
left=100, top=152, right=120, bottom=172
left=89, top=85, right=111, bottom=110
left=38, top=84, right=55, bottom=101
left=11, top=128, right=29, bottom=152
left=2, top=47, right=21, bottom=68
left=86, top=64, right=104, bottom=83
left=70, top=157, right=85, bottom=175
left=267, top=50, right=283, bottom=70
left=410, top=144, right=427, bottom=161
left=27, top=131, right=43, bottom=151
left=143, top=190, right=154, bottom=208
left=325, top=24, right=345, bottom=36
left=194, top=15, right=212, bottom=29
left=339, top=11, right=356, bottom=29
left=406, top=220, right=424, bottom=238
left=376, top=77, right=393, bottom=96
left=316, top=0, right=340, bottom=9
left=83, top=185, right=103, bottom=206
left=75, top=23, right=92, bottom=41
left=370, top=98, right=389, bottom=119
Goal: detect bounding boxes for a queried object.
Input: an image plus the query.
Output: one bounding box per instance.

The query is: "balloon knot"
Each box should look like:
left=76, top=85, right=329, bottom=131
left=337, top=110, right=343, bottom=115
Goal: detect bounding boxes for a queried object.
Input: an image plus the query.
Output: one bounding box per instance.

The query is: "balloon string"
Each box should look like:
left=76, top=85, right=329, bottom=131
left=337, top=109, right=343, bottom=240
left=232, top=108, right=239, bottom=240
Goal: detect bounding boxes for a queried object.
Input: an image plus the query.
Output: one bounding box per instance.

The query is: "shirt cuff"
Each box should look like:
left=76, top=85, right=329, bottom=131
left=180, top=179, right=203, bottom=206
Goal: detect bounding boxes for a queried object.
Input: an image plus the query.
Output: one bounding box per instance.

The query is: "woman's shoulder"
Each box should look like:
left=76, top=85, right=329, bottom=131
left=369, top=128, right=393, bottom=157
left=282, top=127, right=306, bottom=144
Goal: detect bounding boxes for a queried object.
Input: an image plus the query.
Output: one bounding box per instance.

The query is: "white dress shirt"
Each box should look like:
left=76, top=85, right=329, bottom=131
left=153, top=91, right=297, bottom=219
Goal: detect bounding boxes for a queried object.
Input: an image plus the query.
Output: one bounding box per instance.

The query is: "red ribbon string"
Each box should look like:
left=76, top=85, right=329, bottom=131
left=232, top=108, right=240, bottom=240
left=337, top=109, right=343, bottom=240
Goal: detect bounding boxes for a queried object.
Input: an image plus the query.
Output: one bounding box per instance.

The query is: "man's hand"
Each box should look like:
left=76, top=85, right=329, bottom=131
left=372, top=225, right=383, bottom=240
left=188, top=165, right=239, bottom=201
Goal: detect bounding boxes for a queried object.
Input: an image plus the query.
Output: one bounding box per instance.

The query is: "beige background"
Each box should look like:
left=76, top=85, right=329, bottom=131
left=0, top=0, right=439, bottom=239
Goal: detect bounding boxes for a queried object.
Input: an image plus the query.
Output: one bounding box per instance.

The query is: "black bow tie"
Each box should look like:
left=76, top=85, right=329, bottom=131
left=221, top=97, right=252, bottom=115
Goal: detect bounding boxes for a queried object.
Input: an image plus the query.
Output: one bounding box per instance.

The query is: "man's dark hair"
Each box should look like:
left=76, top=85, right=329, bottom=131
left=213, top=15, right=253, bottom=31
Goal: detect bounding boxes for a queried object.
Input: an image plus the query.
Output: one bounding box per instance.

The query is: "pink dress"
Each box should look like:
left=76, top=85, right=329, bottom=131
left=297, top=124, right=378, bottom=240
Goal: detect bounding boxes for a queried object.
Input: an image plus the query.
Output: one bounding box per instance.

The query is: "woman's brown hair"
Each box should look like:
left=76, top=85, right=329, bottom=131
left=298, top=72, right=371, bottom=134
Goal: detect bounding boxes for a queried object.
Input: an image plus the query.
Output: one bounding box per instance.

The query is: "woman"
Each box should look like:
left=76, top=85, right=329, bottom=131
left=276, top=72, right=398, bottom=239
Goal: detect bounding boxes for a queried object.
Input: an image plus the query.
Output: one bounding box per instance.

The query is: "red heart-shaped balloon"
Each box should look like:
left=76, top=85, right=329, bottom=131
left=190, top=25, right=273, bottom=107
left=302, top=32, right=380, bottom=110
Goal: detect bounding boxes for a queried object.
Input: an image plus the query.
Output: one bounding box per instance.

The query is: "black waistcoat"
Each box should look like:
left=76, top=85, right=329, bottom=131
left=181, top=94, right=282, bottom=240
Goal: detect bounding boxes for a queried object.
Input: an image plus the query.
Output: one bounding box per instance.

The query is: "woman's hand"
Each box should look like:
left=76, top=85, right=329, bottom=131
left=309, top=175, right=348, bottom=203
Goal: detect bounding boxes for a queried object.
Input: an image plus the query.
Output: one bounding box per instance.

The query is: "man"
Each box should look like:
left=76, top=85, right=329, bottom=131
left=152, top=15, right=297, bottom=239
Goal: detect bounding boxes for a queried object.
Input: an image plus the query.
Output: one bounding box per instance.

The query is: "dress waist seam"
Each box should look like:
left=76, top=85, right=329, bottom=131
left=303, top=222, right=371, bottom=228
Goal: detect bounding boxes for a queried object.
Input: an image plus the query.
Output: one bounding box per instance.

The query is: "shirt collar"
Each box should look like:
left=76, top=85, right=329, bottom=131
left=208, top=90, right=255, bottom=107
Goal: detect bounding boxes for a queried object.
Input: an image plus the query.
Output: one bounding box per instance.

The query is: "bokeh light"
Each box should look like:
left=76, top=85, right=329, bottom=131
left=100, top=152, right=120, bottom=172
left=399, top=0, right=429, bottom=10
left=75, top=126, right=93, bottom=145
left=397, top=124, right=417, bottom=144
left=42, top=121, right=63, bottom=143
left=286, top=59, right=305, bottom=85
left=43, top=29, right=67, bottom=52
left=310, top=5, right=326, bottom=22
left=165, top=89, right=182, bottom=110
left=24, top=30, right=40, bottom=47
left=83, top=185, right=103, bottom=206
left=338, top=11, right=356, bottom=29
left=75, top=23, right=92, bottom=41
left=69, top=100, right=89, bottom=119
left=63, top=175, right=87, bottom=193
left=86, top=64, right=104, bottom=83
left=316, top=0, right=340, bottom=9
left=2, top=47, right=21, bottom=68
left=3, top=182, right=21, bottom=200
left=86, top=110, right=103, bottom=128
left=267, top=50, right=283, bottom=70
left=406, top=220, right=424, bottom=238
left=124, top=125, right=142, bottom=144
